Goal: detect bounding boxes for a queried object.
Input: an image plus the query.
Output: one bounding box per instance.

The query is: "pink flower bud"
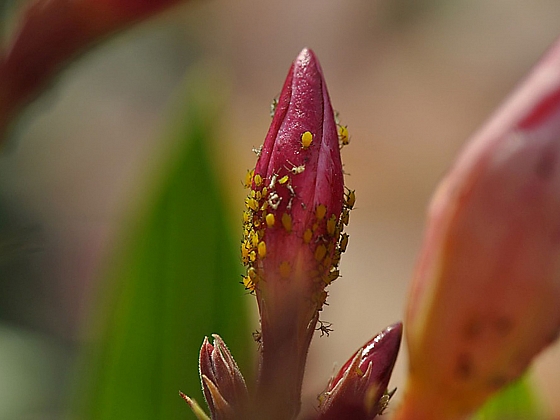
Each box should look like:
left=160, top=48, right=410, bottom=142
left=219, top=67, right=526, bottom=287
left=398, top=37, right=560, bottom=419
left=197, top=335, right=249, bottom=420
left=317, top=323, right=402, bottom=420
left=242, top=48, right=350, bottom=419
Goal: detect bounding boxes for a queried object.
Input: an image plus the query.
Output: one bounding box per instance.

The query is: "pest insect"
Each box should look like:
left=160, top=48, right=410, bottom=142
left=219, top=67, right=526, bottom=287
left=338, top=124, right=350, bottom=147
left=316, top=320, right=333, bottom=337
left=301, top=131, right=313, bottom=149
left=377, top=388, right=397, bottom=415
left=286, top=160, right=306, bottom=175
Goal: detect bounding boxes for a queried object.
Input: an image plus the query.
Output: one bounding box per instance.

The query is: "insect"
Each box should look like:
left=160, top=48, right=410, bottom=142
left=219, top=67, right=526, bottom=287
left=270, top=96, right=279, bottom=117
left=377, top=388, right=397, bottom=415
left=286, top=160, right=306, bottom=175
left=338, top=124, right=350, bottom=147
left=252, top=330, right=263, bottom=351
left=268, top=192, right=282, bottom=210
left=301, top=131, right=313, bottom=149
left=339, top=233, right=349, bottom=253
left=344, top=188, right=356, bottom=209
left=316, top=320, right=333, bottom=337
left=252, top=145, right=263, bottom=157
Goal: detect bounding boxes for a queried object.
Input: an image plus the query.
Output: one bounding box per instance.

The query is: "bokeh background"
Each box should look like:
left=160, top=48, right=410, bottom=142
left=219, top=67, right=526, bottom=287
left=2, top=0, right=560, bottom=418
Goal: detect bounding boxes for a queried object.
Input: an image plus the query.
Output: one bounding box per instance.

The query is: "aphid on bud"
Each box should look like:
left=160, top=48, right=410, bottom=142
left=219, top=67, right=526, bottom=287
left=326, top=215, right=337, bottom=236
left=269, top=173, right=278, bottom=189
left=282, top=213, right=292, bottom=232
left=279, top=175, right=289, bottom=185
left=242, top=275, right=256, bottom=293
left=341, top=208, right=350, bottom=226
left=324, top=269, right=340, bottom=285
left=244, top=169, right=254, bottom=189
left=377, top=388, right=397, bottom=415
left=279, top=261, right=291, bottom=278
left=252, top=330, right=263, bottom=350
left=315, top=244, right=327, bottom=261
left=270, top=96, right=279, bottom=117
left=286, top=160, right=306, bottom=175
left=265, top=213, right=275, bottom=227
left=258, top=241, right=267, bottom=258
left=316, top=320, right=333, bottom=337
left=303, top=228, right=313, bottom=244
left=339, top=233, right=349, bottom=253
left=301, top=131, right=313, bottom=149
left=254, top=174, right=263, bottom=186
left=241, top=242, right=251, bottom=264
left=315, top=204, right=327, bottom=220
left=344, top=188, right=356, bottom=209
left=268, top=192, right=282, bottom=210
left=246, top=197, right=259, bottom=211
left=338, top=124, right=349, bottom=147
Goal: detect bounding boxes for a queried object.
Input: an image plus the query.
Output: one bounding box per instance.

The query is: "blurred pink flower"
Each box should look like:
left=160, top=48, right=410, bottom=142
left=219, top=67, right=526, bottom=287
left=397, top=37, right=560, bottom=419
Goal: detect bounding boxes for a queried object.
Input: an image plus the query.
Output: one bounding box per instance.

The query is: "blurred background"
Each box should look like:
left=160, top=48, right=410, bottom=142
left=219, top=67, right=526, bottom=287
left=1, top=0, right=560, bottom=418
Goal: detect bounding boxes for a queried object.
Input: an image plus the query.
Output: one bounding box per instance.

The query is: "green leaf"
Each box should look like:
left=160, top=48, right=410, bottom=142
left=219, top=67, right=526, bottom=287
left=72, top=69, right=252, bottom=420
left=472, top=375, right=544, bottom=420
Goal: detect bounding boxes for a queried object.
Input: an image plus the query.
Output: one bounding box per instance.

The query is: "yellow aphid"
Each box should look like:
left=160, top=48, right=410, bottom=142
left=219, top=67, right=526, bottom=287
left=282, top=213, right=292, bottom=232
left=339, top=233, right=350, bottom=253
left=249, top=251, right=256, bottom=262
left=303, top=228, right=313, bottom=244
left=324, top=269, right=340, bottom=285
left=258, top=241, right=267, bottom=258
left=246, top=197, right=259, bottom=211
left=248, top=267, right=258, bottom=281
left=254, top=174, right=263, bottom=186
left=315, top=244, right=327, bottom=262
left=244, top=169, right=254, bottom=188
left=279, top=175, right=289, bottom=184
left=301, top=131, right=313, bottom=149
left=252, top=232, right=260, bottom=247
left=344, top=189, right=356, bottom=209
left=242, top=275, right=255, bottom=292
left=326, top=215, right=337, bottom=236
left=243, top=211, right=251, bottom=223
left=241, top=242, right=250, bottom=264
left=315, top=204, right=327, bottom=220
left=279, top=261, right=291, bottom=278
left=266, top=213, right=275, bottom=227
left=332, top=250, right=341, bottom=266
left=341, top=208, right=350, bottom=226
left=261, top=187, right=268, bottom=197
left=338, top=125, right=349, bottom=147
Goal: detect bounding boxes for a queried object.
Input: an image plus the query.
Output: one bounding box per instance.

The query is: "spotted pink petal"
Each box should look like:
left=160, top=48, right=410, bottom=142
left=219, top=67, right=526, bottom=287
left=398, top=36, right=560, bottom=419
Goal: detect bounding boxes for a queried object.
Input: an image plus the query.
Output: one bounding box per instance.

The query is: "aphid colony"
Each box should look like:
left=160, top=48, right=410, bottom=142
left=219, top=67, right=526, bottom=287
left=240, top=128, right=355, bottom=314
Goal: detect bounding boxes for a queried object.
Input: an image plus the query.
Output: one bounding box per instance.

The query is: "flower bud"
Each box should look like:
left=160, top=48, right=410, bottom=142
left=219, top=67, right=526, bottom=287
left=398, top=37, right=560, bottom=419
left=197, top=335, right=249, bottom=420
left=317, top=323, right=402, bottom=420
left=242, top=48, right=351, bottom=419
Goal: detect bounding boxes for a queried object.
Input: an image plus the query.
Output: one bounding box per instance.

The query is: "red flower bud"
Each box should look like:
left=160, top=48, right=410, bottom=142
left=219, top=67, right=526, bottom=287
left=197, top=335, right=249, bottom=420
left=397, top=36, right=560, bottom=419
left=317, top=323, right=402, bottom=420
left=242, top=48, right=351, bottom=419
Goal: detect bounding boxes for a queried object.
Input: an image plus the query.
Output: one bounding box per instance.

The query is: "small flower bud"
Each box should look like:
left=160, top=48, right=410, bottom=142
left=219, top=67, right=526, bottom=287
left=398, top=37, right=560, bottom=419
left=198, top=335, right=249, bottom=420
left=317, top=323, right=402, bottom=420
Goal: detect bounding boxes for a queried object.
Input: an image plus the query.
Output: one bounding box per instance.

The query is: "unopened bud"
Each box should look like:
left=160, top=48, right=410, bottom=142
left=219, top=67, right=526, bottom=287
left=317, top=323, right=402, bottom=420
